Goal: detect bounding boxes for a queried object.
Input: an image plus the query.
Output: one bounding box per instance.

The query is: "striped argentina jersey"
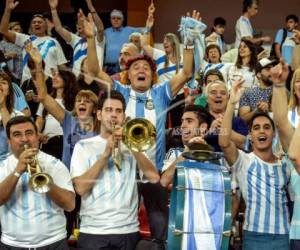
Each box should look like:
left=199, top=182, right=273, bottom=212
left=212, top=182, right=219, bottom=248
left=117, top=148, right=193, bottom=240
left=233, top=150, right=291, bottom=234
left=15, top=33, right=67, bottom=83
left=153, top=48, right=183, bottom=83
left=114, top=80, right=173, bottom=170
left=0, top=152, right=74, bottom=248
left=70, top=136, right=139, bottom=234
left=69, top=33, right=104, bottom=77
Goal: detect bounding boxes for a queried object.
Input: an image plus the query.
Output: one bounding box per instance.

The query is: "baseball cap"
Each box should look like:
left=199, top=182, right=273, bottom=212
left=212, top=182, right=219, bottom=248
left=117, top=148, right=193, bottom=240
left=255, top=57, right=278, bottom=73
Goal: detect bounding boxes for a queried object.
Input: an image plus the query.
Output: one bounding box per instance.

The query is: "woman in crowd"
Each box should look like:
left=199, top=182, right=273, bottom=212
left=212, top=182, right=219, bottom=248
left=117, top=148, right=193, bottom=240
left=288, top=68, right=300, bottom=128
left=0, top=71, right=23, bottom=160
left=20, top=58, right=52, bottom=119
left=36, top=68, right=78, bottom=160
left=228, top=39, right=258, bottom=89
left=77, top=57, right=107, bottom=97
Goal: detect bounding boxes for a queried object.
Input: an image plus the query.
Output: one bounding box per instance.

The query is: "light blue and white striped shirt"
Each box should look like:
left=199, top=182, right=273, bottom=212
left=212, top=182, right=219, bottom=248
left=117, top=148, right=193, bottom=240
left=0, top=152, right=74, bottom=248
left=153, top=48, right=183, bottom=83
left=235, top=16, right=253, bottom=48
left=70, top=136, right=139, bottom=234
left=69, top=33, right=104, bottom=77
left=114, top=80, right=173, bottom=170
left=233, top=150, right=291, bottom=234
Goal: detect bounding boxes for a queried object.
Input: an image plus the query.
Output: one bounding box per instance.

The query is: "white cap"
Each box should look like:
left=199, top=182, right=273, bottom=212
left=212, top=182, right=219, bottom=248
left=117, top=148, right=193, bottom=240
left=256, top=58, right=277, bottom=72
left=110, top=9, right=124, bottom=20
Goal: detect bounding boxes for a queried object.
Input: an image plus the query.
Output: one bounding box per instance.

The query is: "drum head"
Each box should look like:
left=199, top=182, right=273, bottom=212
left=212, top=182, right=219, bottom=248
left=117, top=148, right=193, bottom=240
left=182, top=150, right=221, bottom=162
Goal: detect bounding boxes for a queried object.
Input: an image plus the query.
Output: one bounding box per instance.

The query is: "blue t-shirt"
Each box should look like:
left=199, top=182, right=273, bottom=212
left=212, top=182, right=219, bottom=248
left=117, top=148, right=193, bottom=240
left=104, top=26, right=141, bottom=64
left=113, top=80, right=173, bottom=170
left=275, top=29, right=296, bottom=66
left=61, top=111, right=96, bottom=169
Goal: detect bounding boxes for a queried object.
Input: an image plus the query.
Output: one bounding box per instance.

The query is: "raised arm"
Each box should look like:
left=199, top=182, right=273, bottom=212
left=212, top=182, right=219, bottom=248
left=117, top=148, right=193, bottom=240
left=271, top=61, right=293, bottom=151
left=219, top=80, right=244, bottom=165
left=26, top=44, right=66, bottom=123
left=85, top=0, right=104, bottom=43
left=141, top=1, right=155, bottom=57
left=170, top=10, right=206, bottom=96
left=49, top=0, right=72, bottom=43
left=169, top=46, right=193, bottom=96
left=0, top=0, right=19, bottom=43
left=82, top=13, right=112, bottom=87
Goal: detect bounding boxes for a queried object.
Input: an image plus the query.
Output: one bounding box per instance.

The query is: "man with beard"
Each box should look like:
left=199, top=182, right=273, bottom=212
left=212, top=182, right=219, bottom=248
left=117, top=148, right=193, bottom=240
left=239, top=57, right=278, bottom=123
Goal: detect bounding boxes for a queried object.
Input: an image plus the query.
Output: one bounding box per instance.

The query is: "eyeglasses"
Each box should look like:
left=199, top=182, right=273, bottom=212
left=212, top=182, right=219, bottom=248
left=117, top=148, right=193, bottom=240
left=111, top=16, right=122, bottom=20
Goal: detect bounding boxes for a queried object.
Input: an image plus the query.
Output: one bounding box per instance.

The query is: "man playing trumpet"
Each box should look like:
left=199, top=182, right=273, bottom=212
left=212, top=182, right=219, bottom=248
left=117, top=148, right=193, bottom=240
left=70, top=90, right=160, bottom=250
left=0, top=116, right=75, bottom=249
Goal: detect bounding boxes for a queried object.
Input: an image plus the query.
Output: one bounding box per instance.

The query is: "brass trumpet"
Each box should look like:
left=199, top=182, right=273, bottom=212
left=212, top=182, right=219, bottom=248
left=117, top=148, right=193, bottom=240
left=111, top=118, right=156, bottom=171
left=24, top=145, right=53, bottom=193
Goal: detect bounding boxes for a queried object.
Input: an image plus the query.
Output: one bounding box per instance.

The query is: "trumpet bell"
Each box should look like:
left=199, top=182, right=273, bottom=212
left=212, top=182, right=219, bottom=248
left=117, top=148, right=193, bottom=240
left=29, top=173, right=54, bottom=193
left=123, top=118, right=156, bottom=152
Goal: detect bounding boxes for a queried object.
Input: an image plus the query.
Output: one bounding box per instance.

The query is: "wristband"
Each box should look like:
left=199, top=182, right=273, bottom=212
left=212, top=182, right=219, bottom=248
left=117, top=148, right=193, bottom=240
left=273, top=83, right=286, bottom=88
left=90, top=11, right=97, bottom=14
left=13, top=171, right=21, bottom=178
left=143, top=27, right=151, bottom=35
left=184, top=45, right=194, bottom=50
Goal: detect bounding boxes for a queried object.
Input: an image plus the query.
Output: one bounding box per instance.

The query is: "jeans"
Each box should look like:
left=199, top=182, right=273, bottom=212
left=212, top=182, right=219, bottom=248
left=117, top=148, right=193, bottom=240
left=243, top=230, right=289, bottom=250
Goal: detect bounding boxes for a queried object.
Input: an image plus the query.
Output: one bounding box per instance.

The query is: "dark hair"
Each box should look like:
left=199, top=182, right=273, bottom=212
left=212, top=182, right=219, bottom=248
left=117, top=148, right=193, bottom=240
left=205, top=44, right=222, bottom=63
left=236, top=39, right=258, bottom=70
left=286, top=14, right=299, bottom=23
left=183, top=105, right=212, bottom=127
left=249, top=111, right=275, bottom=131
left=214, top=17, right=226, bottom=27
left=6, top=116, right=38, bottom=139
left=56, top=69, right=78, bottom=111
left=97, top=90, right=126, bottom=112
left=242, top=0, right=259, bottom=13
left=0, top=71, right=14, bottom=113
left=204, top=69, right=225, bottom=84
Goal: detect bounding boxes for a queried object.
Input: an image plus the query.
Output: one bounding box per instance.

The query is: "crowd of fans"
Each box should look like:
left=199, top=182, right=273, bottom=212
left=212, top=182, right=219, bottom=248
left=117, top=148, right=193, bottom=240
left=0, top=0, right=300, bottom=249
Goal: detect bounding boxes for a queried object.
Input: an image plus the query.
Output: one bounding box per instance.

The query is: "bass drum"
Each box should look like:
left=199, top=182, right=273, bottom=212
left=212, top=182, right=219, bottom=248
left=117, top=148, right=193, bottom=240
left=167, top=160, right=231, bottom=250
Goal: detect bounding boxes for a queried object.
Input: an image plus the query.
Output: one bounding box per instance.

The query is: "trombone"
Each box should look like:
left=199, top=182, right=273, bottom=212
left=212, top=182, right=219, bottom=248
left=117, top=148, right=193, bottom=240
left=111, top=118, right=156, bottom=171
left=24, top=145, right=53, bottom=193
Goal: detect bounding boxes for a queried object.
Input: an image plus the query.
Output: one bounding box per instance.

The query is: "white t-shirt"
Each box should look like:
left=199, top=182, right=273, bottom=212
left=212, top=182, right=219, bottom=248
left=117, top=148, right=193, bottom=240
left=227, top=65, right=257, bottom=89
left=0, top=152, right=74, bottom=248
left=69, top=33, right=104, bottom=77
left=70, top=135, right=139, bottom=234
left=15, top=33, right=67, bottom=83
left=235, top=16, right=253, bottom=48
left=36, top=98, right=64, bottom=138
